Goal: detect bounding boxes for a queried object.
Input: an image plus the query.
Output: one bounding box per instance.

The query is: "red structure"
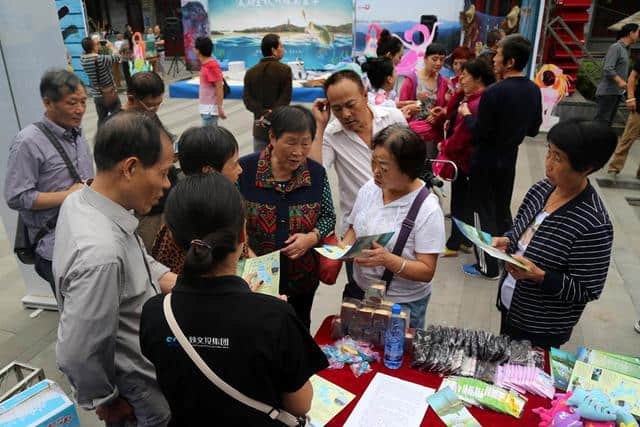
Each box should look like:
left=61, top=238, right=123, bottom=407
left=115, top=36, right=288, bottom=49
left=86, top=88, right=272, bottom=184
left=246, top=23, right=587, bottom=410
left=542, top=0, right=592, bottom=84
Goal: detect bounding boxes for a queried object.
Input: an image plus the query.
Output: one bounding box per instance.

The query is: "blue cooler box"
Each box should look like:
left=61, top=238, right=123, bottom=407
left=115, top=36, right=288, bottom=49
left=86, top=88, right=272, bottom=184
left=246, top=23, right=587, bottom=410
left=0, top=380, right=80, bottom=427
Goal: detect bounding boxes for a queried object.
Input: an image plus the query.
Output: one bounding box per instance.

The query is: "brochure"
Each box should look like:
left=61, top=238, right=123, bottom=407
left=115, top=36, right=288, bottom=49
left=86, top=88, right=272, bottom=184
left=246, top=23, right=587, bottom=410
left=453, top=218, right=530, bottom=271
left=236, top=250, right=280, bottom=297
left=308, top=375, right=355, bottom=427
left=568, top=360, right=640, bottom=417
left=427, top=386, right=481, bottom=427
left=576, top=347, right=640, bottom=379
left=439, top=376, right=526, bottom=418
left=344, top=373, right=434, bottom=427
left=314, top=232, right=394, bottom=260
left=550, top=347, right=577, bottom=391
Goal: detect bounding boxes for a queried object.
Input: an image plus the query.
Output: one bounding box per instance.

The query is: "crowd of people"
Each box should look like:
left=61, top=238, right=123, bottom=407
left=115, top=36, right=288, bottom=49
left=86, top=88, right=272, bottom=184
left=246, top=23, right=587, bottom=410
left=2, top=25, right=630, bottom=425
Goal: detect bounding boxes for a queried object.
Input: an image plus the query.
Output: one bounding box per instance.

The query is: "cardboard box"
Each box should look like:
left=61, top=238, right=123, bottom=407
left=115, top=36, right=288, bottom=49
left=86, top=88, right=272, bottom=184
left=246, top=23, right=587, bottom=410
left=0, top=379, right=80, bottom=427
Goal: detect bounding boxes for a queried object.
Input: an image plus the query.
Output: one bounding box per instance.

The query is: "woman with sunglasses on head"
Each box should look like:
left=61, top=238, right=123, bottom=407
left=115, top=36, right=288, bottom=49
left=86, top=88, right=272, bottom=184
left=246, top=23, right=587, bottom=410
left=140, top=173, right=328, bottom=425
left=399, top=43, right=450, bottom=159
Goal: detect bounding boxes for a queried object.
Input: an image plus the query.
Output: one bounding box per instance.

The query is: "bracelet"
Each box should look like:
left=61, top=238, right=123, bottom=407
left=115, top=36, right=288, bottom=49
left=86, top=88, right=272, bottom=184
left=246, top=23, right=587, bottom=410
left=626, top=98, right=636, bottom=103
left=312, top=229, right=322, bottom=246
left=396, top=259, right=407, bottom=274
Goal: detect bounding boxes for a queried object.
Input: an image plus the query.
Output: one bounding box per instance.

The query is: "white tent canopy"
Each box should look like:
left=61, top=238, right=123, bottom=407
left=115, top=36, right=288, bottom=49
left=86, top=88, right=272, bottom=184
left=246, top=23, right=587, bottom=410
left=608, top=11, right=640, bottom=31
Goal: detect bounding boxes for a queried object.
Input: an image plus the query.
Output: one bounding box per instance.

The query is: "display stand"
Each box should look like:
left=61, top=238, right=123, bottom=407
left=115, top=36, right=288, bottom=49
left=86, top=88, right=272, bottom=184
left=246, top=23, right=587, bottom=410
left=0, top=0, right=68, bottom=311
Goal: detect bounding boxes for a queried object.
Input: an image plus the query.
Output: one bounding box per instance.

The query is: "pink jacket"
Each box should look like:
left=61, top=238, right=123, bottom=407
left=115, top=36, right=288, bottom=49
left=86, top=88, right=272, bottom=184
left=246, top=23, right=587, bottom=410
left=400, top=72, right=450, bottom=142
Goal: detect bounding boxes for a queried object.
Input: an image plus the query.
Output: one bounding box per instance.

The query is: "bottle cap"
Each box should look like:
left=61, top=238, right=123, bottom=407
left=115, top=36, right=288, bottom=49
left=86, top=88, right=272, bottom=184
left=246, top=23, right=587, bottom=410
left=391, top=304, right=402, bottom=315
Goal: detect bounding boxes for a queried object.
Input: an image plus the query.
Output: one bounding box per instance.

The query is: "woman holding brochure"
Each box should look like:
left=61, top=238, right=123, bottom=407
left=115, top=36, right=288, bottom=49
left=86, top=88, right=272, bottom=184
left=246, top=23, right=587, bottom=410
left=341, top=124, right=446, bottom=329
left=238, top=106, right=337, bottom=329
left=492, top=119, right=616, bottom=348
left=140, top=173, right=328, bottom=425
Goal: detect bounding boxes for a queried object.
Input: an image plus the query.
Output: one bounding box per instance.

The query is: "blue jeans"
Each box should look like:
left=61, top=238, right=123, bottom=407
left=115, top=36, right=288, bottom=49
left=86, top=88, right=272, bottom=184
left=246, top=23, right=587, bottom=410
left=201, top=114, right=218, bottom=127
left=397, top=293, right=431, bottom=330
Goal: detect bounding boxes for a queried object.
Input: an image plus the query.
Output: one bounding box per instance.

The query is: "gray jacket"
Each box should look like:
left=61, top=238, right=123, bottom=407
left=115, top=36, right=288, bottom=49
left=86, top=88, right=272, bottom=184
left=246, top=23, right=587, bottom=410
left=53, top=186, right=170, bottom=424
left=596, top=40, right=630, bottom=97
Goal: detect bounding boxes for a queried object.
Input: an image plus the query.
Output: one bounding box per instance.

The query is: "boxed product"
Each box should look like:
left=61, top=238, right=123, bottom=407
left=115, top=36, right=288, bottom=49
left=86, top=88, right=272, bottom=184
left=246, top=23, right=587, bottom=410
left=0, top=379, right=80, bottom=427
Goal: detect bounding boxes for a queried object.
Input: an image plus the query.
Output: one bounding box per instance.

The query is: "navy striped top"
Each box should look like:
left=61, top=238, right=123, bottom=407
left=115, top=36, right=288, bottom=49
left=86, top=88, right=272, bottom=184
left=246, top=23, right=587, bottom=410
left=80, top=54, right=119, bottom=98
left=499, top=179, right=613, bottom=346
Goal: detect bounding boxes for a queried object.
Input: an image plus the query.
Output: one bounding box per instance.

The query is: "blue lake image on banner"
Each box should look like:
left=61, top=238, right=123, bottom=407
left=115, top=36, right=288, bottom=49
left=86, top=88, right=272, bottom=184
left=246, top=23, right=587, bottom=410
left=213, top=34, right=352, bottom=70
left=209, top=0, right=353, bottom=70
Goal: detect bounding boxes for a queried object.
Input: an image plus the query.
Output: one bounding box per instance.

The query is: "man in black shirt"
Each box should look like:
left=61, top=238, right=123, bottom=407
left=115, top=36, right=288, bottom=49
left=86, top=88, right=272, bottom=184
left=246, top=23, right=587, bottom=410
left=463, top=35, right=542, bottom=279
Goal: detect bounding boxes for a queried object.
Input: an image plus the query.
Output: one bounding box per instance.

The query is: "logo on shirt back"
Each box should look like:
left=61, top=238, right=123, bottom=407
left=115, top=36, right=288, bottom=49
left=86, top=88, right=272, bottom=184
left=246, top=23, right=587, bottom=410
left=165, top=335, right=230, bottom=349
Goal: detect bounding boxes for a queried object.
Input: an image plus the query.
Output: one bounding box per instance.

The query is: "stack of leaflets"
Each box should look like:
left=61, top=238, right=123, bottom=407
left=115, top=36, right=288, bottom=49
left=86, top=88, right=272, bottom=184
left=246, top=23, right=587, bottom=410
left=549, top=347, right=577, bottom=391
left=568, top=359, right=640, bottom=417
left=439, top=376, right=527, bottom=418
left=428, top=386, right=481, bottom=427
left=576, top=347, right=640, bottom=379
left=308, top=376, right=355, bottom=426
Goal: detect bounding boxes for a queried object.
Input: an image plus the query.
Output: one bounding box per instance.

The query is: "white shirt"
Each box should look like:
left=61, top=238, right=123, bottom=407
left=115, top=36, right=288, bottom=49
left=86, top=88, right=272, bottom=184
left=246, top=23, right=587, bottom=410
left=501, top=210, right=550, bottom=309
left=323, top=105, right=406, bottom=230
left=347, top=179, right=445, bottom=303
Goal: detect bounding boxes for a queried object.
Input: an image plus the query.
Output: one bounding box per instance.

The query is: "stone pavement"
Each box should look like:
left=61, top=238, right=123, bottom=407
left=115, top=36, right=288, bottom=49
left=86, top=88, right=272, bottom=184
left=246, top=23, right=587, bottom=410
left=0, top=91, right=638, bottom=425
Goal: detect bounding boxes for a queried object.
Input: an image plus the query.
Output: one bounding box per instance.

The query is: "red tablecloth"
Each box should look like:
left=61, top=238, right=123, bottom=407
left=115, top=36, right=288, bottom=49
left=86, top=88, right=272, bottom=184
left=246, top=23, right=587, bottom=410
left=314, top=316, right=551, bottom=426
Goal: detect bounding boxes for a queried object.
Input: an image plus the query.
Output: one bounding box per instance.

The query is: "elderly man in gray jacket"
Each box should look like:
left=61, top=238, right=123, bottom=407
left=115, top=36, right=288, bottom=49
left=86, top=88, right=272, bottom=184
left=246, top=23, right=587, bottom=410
left=594, top=23, right=639, bottom=125
left=53, top=112, right=176, bottom=426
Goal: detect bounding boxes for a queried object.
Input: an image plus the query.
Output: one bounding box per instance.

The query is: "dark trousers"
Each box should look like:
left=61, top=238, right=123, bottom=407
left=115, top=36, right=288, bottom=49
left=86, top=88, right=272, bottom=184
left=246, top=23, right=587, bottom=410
left=34, top=254, right=56, bottom=297
left=94, top=96, right=122, bottom=127
left=447, top=174, right=473, bottom=250
left=470, top=165, right=516, bottom=277
left=121, top=62, right=132, bottom=88
left=288, top=290, right=316, bottom=330
left=594, top=95, right=621, bottom=125
left=499, top=309, right=568, bottom=350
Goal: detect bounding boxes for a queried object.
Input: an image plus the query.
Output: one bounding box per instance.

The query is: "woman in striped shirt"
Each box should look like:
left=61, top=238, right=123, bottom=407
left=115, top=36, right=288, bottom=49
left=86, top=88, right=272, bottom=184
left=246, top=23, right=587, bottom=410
left=493, top=119, right=617, bottom=348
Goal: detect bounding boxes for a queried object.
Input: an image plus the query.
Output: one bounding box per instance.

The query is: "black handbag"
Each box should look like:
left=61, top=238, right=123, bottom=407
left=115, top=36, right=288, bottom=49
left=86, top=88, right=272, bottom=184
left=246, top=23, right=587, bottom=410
left=222, top=77, right=231, bottom=98
left=13, top=122, right=83, bottom=264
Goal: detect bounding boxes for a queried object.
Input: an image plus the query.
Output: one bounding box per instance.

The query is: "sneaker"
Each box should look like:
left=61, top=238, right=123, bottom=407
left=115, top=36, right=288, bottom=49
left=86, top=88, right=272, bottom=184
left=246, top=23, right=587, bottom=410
left=442, top=248, right=458, bottom=257
left=459, top=244, right=473, bottom=254
left=634, top=320, right=640, bottom=334
left=462, top=264, right=500, bottom=280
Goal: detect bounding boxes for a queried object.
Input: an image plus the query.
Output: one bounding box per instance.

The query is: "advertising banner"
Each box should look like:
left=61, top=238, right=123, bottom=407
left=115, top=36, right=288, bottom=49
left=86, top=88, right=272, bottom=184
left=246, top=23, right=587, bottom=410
left=208, top=0, right=353, bottom=70
left=181, top=0, right=209, bottom=70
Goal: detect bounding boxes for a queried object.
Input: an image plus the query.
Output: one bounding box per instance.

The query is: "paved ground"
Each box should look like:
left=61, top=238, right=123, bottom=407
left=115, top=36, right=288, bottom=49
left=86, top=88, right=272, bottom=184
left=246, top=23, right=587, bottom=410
left=1, top=87, right=639, bottom=425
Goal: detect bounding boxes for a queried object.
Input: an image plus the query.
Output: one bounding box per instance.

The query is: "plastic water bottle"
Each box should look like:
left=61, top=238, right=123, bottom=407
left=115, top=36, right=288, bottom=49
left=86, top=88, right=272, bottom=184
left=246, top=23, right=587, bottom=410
left=384, top=304, right=405, bottom=369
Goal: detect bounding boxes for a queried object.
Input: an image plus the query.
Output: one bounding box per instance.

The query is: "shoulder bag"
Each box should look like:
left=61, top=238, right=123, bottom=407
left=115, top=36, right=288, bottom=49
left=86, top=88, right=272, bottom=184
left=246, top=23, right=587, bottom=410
left=162, top=293, right=306, bottom=426
left=13, top=122, right=83, bottom=264
left=94, top=56, right=119, bottom=108
left=381, top=186, right=430, bottom=292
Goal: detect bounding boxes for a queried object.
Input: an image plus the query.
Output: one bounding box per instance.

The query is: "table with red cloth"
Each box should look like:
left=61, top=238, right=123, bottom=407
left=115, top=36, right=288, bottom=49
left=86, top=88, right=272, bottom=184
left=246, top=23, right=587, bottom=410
left=314, top=316, right=552, bottom=426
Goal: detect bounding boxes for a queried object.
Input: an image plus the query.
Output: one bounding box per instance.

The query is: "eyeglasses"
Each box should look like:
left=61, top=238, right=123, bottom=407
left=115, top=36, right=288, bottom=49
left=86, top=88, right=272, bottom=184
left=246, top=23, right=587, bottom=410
left=138, top=98, right=162, bottom=112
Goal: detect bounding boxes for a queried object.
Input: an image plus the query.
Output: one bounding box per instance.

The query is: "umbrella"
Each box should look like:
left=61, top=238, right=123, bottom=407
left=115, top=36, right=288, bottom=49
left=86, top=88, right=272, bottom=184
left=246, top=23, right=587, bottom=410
left=608, top=11, right=640, bottom=31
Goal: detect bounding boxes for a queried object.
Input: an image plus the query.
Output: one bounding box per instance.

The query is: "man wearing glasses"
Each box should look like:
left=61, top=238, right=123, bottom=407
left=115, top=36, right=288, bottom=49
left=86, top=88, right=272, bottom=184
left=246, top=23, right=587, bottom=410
left=108, top=71, right=165, bottom=118
left=106, top=71, right=179, bottom=250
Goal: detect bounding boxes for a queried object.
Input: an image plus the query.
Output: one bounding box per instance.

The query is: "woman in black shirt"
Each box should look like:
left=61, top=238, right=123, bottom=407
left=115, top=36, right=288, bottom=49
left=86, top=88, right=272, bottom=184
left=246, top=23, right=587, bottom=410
left=140, top=173, right=328, bottom=425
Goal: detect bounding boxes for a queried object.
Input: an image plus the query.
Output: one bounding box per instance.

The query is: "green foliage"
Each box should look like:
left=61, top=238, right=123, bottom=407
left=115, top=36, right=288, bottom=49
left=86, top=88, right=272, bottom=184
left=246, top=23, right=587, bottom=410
left=576, top=59, right=603, bottom=101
